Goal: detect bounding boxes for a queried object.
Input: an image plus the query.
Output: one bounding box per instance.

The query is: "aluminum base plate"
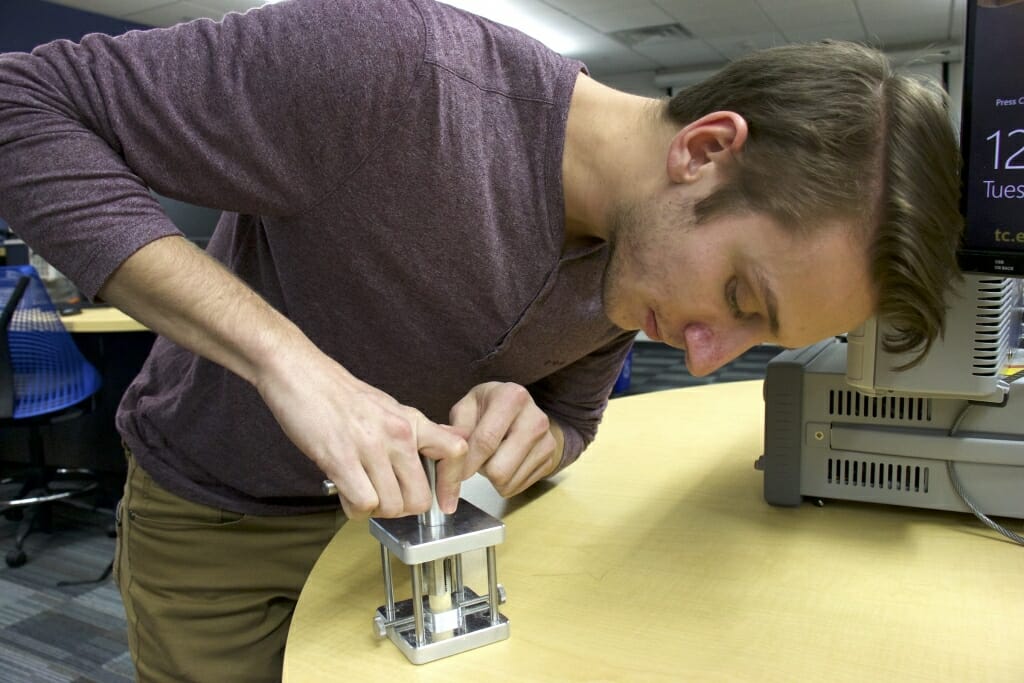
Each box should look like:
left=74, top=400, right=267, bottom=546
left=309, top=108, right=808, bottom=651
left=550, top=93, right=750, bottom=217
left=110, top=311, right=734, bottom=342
left=378, top=588, right=510, bottom=665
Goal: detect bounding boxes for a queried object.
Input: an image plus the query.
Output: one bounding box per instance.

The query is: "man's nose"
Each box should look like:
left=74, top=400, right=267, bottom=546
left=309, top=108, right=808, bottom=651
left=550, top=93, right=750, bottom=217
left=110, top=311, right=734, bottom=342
left=682, top=323, right=761, bottom=377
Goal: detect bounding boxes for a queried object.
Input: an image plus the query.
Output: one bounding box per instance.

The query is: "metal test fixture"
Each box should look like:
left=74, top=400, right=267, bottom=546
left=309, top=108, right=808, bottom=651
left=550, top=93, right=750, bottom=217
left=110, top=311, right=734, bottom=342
left=323, top=457, right=510, bottom=664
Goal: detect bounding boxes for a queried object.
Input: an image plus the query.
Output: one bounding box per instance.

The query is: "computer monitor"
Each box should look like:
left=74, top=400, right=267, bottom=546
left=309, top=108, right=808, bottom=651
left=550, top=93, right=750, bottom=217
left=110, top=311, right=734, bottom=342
left=957, top=0, right=1024, bottom=275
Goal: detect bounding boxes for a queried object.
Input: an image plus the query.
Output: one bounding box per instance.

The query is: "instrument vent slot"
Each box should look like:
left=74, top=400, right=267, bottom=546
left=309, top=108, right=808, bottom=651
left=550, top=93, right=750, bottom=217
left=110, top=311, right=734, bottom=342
left=971, top=277, right=1019, bottom=377
left=827, top=458, right=929, bottom=493
left=828, top=390, right=932, bottom=422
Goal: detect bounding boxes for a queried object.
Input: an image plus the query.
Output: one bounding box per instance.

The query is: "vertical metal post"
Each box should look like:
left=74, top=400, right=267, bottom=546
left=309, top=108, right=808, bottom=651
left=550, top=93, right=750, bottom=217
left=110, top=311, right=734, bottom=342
left=426, top=558, right=449, bottom=598
left=411, top=562, right=425, bottom=645
left=443, top=556, right=461, bottom=631
left=417, top=456, right=448, bottom=528
left=454, top=553, right=465, bottom=602
left=486, top=546, right=499, bottom=625
left=380, top=544, right=395, bottom=621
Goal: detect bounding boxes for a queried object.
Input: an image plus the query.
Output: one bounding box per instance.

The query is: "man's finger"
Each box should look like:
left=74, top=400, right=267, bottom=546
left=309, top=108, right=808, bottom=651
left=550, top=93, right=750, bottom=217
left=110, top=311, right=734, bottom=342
left=363, top=455, right=410, bottom=517
left=463, top=399, right=519, bottom=475
left=417, top=417, right=469, bottom=461
left=417, top=417, right=468, bottom=513
left=333, top=468, right=380, bottom=521
left=448, top=393, right=480, bottom=434
left=388, top=447, right=431, bottom=513
left=431, top=457, right=463, bottom=514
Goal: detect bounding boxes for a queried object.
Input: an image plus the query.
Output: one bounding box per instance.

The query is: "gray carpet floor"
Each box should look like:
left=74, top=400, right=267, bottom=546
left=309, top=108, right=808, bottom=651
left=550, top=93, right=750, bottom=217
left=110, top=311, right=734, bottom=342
left=0, top=504, right=130, bottom=683
left=0, top=342, right=777, bottom=682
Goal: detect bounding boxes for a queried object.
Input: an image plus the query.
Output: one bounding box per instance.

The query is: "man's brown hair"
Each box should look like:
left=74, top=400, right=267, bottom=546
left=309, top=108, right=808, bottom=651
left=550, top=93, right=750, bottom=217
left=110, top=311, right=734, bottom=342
left=666, top=41, right=962, bottom=366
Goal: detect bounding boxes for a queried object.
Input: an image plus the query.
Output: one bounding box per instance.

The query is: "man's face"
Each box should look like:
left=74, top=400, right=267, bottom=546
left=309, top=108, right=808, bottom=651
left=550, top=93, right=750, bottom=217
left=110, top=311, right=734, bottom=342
left=601, top=193, right=877, bottom=377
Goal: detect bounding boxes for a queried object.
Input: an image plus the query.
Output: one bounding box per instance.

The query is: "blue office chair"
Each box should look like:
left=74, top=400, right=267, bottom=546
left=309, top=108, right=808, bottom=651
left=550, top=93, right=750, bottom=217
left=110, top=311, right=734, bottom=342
left=0, top=265, right=102, bottom=568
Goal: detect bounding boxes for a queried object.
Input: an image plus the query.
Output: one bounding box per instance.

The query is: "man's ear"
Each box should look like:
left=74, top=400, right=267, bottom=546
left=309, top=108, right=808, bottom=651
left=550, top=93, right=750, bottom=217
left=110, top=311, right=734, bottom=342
left=666, top=111, right=749, bottom=184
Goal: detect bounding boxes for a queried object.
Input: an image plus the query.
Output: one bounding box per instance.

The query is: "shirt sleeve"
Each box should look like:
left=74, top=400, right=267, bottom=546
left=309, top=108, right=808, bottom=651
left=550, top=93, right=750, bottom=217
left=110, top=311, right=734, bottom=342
left=0, top=0, right=425, bottom=297
left=527, top=331, right=637, bottom=473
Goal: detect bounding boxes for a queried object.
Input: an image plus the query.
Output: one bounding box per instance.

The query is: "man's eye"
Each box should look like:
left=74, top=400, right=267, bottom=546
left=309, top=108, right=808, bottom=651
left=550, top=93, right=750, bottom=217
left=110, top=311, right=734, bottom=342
left=727, top=277, right=755, bottom=320
left=726, top=278, right=742, bottom=316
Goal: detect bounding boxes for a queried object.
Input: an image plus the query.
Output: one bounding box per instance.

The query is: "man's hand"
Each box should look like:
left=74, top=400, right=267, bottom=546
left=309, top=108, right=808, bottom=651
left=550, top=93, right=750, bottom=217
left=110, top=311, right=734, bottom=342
left=256, top=347, right=468, bottom=520
left=449, top=382, right=563, bottom=497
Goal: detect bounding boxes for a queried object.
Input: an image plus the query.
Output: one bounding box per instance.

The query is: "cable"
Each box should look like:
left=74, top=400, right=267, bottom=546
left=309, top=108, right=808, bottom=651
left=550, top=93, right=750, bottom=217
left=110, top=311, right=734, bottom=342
left=945, top=461, right=1024, bottom=546
left=946, top=403, right=1024, bottom=547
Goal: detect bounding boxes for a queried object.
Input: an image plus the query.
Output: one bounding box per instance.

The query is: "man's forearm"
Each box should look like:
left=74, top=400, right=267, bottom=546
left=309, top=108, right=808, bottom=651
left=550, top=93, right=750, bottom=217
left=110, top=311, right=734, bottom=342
left=97, top=235, right=313, bottom=388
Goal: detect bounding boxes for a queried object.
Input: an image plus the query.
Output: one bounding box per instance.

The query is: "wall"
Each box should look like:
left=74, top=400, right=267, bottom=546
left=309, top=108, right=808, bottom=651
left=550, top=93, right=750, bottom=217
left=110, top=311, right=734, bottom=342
left=0, top=0, right=150, bottom=54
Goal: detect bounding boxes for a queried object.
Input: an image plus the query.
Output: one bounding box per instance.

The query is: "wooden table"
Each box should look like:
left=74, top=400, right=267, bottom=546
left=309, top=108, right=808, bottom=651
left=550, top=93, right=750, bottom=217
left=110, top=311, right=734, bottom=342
left=284, top=381, right=1024, bottom=682
left=59, top=306, right=147, bottom=333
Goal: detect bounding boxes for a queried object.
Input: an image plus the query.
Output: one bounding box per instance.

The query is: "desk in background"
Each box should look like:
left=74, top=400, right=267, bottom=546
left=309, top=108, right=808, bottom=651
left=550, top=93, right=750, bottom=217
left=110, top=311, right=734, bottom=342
left=60, top=306, right=148, bottom=334
left=285, top=381, right=1024, bottom=682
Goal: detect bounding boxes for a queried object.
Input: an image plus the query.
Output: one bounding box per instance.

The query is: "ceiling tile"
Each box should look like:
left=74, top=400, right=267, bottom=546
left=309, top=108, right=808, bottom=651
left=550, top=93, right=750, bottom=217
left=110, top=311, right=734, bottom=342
left=759, top=0, right=861, bottom=32
left=782, top=21, right=867, bottom=43
left=544, top=0, right=646, bottom=12
left=704, top=30, right=788, bottom=59
left=548, top=28, right=673, bottom=75
left=654, top=0, right=763, bottom=23
left=856, top=0, right=945, bottom=25
left=681, top=14, right=776, bottom=39
left=863, top=16, right=950, bottom=46
left=582, top=4, right=676, bottom=33
left=629, top=38, right=724, bottom=66
left=856, top=0, right=952, bottom=46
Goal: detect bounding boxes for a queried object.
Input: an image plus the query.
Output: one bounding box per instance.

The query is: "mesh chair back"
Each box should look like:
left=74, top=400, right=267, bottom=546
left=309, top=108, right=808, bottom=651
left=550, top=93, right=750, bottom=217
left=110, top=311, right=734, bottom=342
left=0, top=265, right=101, bottom=420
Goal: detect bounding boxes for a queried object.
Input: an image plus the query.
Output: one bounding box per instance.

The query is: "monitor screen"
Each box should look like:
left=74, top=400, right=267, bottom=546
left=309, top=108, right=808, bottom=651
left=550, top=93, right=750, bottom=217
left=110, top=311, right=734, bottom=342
left=958, top=0, right=1024, bottom=274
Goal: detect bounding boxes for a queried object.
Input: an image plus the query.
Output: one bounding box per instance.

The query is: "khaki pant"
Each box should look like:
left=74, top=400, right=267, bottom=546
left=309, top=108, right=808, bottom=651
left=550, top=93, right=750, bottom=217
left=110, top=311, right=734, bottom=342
left=113, top=451, right=346, bottom=683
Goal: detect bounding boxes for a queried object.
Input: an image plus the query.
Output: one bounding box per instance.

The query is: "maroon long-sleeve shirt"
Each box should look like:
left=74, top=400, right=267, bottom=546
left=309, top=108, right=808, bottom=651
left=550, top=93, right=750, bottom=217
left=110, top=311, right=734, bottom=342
left=0, top=0, right=635, bottom=513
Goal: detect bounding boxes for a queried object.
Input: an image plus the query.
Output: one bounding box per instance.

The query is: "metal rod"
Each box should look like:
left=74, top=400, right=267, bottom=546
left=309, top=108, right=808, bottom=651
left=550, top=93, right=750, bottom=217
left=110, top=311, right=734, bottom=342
left=446, top=557, right=460, bottom=632
left=486, top=546, right=499, bottom=625
left=454, top=554, right=465, bottom=602
left=380, top=544, right=395, bottom=621
left=445, top=556, right=457, bottom=606
left=427, top=558, right=448, bottom=596
left=416, top=456, right=448, bottom=528
left=411, top=563, right=425, bottom=646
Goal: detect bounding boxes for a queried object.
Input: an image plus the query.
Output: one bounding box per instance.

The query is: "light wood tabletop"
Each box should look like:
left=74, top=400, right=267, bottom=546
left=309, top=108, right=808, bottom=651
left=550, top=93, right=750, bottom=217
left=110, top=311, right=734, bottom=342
left=59, top=306, right=147, bottom=333
left=284, top=380, right=1024, bottom=683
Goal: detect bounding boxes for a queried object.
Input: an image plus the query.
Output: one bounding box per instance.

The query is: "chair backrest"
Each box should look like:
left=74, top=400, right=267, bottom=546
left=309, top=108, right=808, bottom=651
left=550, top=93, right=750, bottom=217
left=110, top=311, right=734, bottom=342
left=0, top=265, right=101, bottom=420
